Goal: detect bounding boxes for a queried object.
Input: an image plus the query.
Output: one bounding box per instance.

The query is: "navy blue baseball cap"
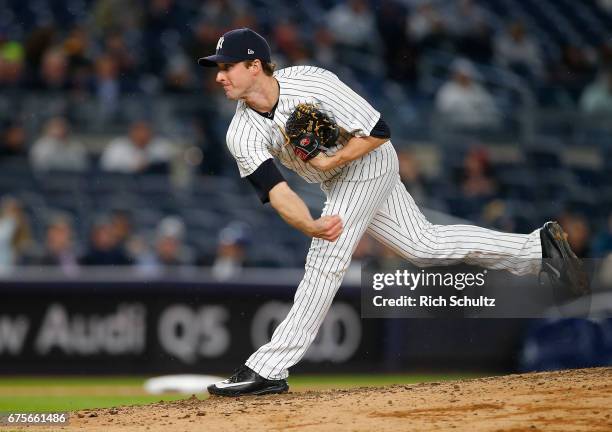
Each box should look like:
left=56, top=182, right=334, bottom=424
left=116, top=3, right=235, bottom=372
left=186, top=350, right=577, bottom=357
left=197, top=28, right=271, bottom=67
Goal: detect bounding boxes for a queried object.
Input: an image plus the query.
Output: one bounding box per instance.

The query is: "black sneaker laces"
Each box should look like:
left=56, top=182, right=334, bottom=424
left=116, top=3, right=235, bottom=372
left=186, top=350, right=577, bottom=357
left=229, top=365, right=252, bottom=383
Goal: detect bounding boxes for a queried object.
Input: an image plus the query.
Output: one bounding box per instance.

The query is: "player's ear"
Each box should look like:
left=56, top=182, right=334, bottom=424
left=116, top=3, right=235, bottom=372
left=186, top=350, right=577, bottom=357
left=248, top=59, right=262, bottom=74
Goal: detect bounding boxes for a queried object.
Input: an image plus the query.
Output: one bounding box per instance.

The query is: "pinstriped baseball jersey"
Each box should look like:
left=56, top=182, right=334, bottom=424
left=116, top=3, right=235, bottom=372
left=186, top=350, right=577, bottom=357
left=224, top=64, right=544, bottom=381
left=226, top=65, right=393, bottom=183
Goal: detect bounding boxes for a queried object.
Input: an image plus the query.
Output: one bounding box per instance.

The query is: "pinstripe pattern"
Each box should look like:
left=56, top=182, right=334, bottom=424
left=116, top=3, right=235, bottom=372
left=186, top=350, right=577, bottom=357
left=246, top=172, right=542, bottom=381
left=246, top=165, right=399, bottom=379
left=227, top=66, right=543, bottom=380
left=366, top=176, right=542, bottom=276
left=226, top=66, right=383, bottom=183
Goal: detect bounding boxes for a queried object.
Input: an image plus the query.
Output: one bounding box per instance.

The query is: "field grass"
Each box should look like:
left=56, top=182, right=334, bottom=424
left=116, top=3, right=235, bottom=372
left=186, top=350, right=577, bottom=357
left=0, top=373, right=485, bottom=413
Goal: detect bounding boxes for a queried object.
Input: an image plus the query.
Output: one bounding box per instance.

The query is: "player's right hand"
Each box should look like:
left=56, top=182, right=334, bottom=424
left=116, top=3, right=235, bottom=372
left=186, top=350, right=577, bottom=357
left=311, top=215, right=343, bottom=242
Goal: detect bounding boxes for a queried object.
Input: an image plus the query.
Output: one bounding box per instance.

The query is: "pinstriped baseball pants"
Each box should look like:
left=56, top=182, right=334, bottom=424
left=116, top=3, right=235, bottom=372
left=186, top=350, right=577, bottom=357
left=245, top=168, right=543, bottom=380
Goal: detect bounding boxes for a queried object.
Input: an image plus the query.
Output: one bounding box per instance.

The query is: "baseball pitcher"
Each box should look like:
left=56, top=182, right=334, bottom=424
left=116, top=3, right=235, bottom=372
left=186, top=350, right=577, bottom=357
left=198, top=28, right=588, bottom=396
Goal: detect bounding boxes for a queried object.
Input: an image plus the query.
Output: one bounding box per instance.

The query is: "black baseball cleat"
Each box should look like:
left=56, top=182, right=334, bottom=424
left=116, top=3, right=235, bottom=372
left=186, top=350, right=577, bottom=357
left=207, top=365, right=289, bottom=397
left=540, top=221, right=590, bottom=297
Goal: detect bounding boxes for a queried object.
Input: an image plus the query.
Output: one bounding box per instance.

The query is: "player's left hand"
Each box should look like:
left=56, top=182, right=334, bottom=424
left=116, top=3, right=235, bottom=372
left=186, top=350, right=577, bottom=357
left=308, top=153, right=339, bottom=171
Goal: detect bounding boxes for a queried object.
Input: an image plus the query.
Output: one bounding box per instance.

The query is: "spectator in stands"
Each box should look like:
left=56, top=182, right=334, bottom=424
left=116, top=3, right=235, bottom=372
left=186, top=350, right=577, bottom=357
left=198, top=0, right=246, bottom=29
left=460, top=147, right=497, bottom=199
left=407, top=1, right=449, bottom=51
left=186, top=19, right=226, bottom=69
left=592, top=211, right=612, bottom=257
left=597, top=0, right=612, bottom=13
left=494, top=21, right=543, bottom=80
left=35, top=47, right=71, bottom=92
left=273, top=20, right=311, bottom=65
left=142, top=0, right=188, bottom=75
left=103, top=32, right=139, bottom=81
left=548, top=44, right=596, bottom=101
left=458, top=22, right=494, bottom=65
left=445, top=0, right=489, bottom=40
left=110, top=209, right=137, bottom=256
left=211, top=221, right=251, bottom=280
left=327, top=0, right=382, bottom=58
left=579, top=68, right=612, bottom=115
left=0, top=196, right=33, bottom=271
left=184, top=0, right=249, bottom=64
left=37, top=213, right=79, bottom=275
left=0, top=41, right=26, bottom=90
left=29, top=117, right=88, bottom=172
left=80, top=217, right=132, bottom=265
left=600, top=42, right=612, bottom=70
left=435, top=59, right=499, bottom=128
left=481, top=199, right=517, bottom=233
left=62, top=27, right=93, bottom=95
left=558, top=211, right=591, bottom=258
left=312, top=27, right=337, bottom=69
left=191, top=120, right=226, bottom=176
left=63, top=26, right=91, bottom=71
left=187, top=18, right=217, bottom=59
left=23, top=26, right=57, bottom=73
left=455, top=147, right=498, bottom=219
left=152, top=216, right=194, bottom=268
left=92, top=0, right=144, bottom=36
left=447, top=0, right=493, bottom=63
left=163, top=54, right=197, bottom=93
left=100, top=120, right=176, bottom=173
left=376, top=0, right=419, bottom=84
left=0, top=121, right=28, bottom=161
left=398, top=149, right=425, bottom=205
left=92, top=54, right=121, bottom=121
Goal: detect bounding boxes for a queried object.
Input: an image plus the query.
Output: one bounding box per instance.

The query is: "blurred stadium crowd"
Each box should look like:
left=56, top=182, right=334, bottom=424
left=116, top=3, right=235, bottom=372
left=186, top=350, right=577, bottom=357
left=1, top=0, right=612, bottom=275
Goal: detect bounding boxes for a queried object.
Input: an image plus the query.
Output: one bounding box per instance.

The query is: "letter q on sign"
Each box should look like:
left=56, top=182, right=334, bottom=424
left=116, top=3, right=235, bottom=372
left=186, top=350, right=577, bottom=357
left=158, top=305, right=230, bottom=364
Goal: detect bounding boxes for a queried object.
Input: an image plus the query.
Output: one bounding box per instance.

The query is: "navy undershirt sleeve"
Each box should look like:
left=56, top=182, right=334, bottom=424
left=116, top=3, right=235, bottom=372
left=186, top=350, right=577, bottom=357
left=246, top=158, right=286, bottom=204
left=369, top=117, right=391, bottom=139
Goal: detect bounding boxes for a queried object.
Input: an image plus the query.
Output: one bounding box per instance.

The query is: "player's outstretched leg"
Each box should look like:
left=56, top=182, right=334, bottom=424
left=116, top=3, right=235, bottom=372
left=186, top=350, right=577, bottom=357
left=367, top=177, right=542, bottom=275
left=367, top=177, right=589, bottom=296
left=540, top=221, right=590, bottom=297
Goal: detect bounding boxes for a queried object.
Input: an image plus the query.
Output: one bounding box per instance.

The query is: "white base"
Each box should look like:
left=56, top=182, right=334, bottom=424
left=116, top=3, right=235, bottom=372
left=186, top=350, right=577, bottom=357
left=143, top=374, right=225, bottom=394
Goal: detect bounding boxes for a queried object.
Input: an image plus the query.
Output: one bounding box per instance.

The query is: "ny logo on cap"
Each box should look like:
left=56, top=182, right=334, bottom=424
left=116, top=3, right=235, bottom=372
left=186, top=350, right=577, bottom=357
left=248, top=49, right=254, bottom=54
left=216, top=36, right=224, bottom=52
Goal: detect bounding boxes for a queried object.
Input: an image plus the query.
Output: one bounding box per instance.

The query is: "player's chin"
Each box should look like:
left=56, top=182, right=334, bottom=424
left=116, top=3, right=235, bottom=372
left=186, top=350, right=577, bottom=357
left=223, top=88, right=240, bottom=100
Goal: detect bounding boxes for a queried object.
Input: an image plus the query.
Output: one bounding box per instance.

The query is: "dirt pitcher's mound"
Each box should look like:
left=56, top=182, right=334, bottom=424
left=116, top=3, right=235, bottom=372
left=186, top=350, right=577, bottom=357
left=46, top=368, right=612, bottom=431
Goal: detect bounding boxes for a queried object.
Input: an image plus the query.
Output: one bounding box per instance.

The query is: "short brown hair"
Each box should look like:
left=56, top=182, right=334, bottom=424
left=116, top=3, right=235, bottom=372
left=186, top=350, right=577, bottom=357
left=245, top=59, right=276, bottom=76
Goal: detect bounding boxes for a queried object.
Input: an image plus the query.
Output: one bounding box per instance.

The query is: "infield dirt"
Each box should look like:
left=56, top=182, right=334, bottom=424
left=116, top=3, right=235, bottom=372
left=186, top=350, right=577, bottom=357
left=10, top=367, right=612, bottom=432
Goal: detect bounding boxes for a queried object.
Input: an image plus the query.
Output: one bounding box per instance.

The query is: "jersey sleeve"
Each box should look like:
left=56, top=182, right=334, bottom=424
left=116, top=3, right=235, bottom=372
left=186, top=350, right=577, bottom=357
left=308, top=70, right=381, bottom=137
left=226, top=113, right=273, bottom=178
